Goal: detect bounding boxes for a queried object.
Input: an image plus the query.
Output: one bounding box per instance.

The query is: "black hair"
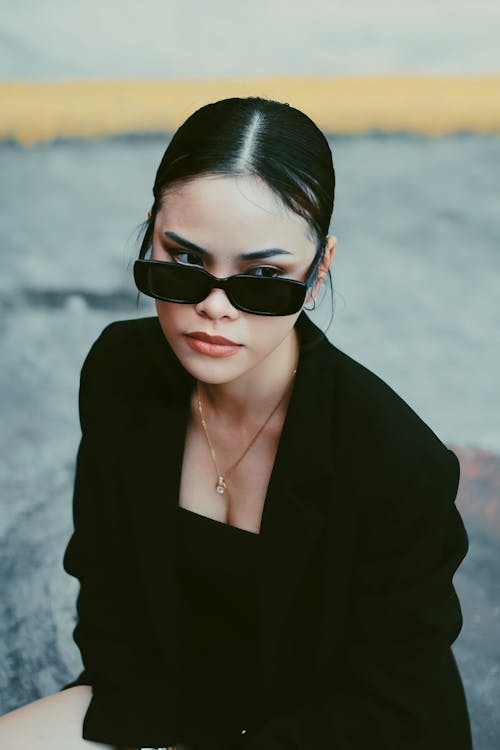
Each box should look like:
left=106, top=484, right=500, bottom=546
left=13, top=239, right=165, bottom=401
left=135, top=96, right=336, bottom=329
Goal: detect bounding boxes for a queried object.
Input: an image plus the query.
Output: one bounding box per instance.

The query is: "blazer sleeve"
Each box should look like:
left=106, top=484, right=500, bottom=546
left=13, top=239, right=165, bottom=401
left=59, top=326, right=180, bottom=748
left=244, top=446, right=472, bottom=750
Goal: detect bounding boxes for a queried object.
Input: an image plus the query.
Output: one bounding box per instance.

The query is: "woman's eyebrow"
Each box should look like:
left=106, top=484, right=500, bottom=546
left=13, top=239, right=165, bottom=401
left=163, top=231, right=293, bottom=260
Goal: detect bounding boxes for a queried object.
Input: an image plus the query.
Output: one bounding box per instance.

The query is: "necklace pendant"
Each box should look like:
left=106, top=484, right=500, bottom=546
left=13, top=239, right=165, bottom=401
left=216, top=475, right=227, bottom=495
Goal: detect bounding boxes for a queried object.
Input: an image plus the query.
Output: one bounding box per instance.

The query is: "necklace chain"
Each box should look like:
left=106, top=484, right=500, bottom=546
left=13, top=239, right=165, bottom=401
left=196, top=365, right=298, bottom=495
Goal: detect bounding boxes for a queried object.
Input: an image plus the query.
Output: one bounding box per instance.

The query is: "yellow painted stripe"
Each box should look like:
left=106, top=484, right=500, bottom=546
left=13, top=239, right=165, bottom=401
left=2, top=76, right=500, bottom=145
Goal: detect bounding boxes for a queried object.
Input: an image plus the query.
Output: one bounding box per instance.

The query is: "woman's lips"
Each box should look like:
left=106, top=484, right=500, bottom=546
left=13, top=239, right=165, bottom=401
left=187, top=331, right=239, bottom=345
left=184, top=333, right=242, bottom=358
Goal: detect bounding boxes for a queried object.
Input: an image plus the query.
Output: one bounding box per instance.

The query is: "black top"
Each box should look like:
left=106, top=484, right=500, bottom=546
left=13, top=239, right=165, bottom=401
left=174, top=504, right=261, bottom=750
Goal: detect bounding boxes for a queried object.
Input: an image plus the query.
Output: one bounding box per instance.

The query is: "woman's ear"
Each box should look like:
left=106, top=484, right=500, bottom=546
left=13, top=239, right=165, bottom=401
left=147, top=207, right=152, bottom=219
left=306, top=235, right=337, bottom=303
left=319, top=235, right=337, bottom=282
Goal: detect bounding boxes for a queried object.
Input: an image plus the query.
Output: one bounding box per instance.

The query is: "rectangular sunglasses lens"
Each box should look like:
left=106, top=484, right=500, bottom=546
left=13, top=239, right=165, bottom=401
left=231, top=276, right=306, bottom=315
left=148, top=262, right=208, bottom=302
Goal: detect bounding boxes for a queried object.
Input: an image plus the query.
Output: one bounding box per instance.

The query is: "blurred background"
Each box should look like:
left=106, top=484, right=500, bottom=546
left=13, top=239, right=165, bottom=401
left=0, top=1, right=499, bottom=747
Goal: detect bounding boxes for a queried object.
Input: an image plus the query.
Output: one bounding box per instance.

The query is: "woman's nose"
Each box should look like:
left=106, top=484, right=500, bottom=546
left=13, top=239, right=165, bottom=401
left=195, top=286, right=239, bottom=319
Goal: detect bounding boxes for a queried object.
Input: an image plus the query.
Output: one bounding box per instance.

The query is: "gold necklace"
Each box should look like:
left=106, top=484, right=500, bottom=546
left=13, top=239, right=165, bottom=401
left=196, top=366, right=298, bottom=495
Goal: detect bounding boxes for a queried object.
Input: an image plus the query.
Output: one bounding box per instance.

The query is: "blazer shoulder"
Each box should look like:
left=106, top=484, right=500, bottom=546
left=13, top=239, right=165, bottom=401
left=81, top=315, right=183, bottom=385
left=83, top=314, right=158, bottom=356
left=77, top=316, right=189, bottom=431
left=329, top=342, right=454, bottom=474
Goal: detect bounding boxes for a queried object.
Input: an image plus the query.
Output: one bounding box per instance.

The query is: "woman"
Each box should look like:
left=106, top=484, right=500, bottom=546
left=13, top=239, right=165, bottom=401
left=0, top=97, right=472, bottom=750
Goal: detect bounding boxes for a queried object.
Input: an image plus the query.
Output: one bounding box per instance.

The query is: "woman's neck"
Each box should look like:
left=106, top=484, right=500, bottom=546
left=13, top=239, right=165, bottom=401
left=197, top=326, right=300, bottom=426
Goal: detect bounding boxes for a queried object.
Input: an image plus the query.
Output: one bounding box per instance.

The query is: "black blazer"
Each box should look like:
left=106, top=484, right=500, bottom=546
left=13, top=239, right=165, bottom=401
left=60, top=310, right=472, bottom=749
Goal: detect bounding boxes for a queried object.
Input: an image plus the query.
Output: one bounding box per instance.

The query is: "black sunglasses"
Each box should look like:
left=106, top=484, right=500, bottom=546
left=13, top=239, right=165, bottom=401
left=133, top=258, right=317, bottom=316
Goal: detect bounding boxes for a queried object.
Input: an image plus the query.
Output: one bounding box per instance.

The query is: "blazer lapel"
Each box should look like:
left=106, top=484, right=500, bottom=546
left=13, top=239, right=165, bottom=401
left=256, top=312, right=336, bottom=703
left=124, top=312, right=337, bottom=697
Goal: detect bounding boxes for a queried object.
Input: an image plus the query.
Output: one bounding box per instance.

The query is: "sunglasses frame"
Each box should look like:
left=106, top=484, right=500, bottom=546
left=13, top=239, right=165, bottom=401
left=134, top=257, right=318, bottom=316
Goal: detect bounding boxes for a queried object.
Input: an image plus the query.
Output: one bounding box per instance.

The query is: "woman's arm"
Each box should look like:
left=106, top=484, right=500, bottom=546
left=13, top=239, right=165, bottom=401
left=243, top=446, right=472, bottom=750
left=62, top=327, right=180, bottom=748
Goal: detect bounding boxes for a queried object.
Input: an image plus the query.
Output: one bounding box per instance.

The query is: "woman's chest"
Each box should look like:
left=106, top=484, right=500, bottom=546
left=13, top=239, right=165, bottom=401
left=178, top=417, right=282, bottom=535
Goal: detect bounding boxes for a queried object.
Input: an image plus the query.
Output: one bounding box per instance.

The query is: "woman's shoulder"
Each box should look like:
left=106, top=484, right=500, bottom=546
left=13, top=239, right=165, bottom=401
left=320, top=342, right=460, bottom=533
left=325, top=338, right=455, bottom=479
left=83, top=314, right=163, bottom=359
left=77, top=316, right=189, bottom=423
left=81, top=315, right=184, bottom=384
left=300, top=314, right=449, bottom=461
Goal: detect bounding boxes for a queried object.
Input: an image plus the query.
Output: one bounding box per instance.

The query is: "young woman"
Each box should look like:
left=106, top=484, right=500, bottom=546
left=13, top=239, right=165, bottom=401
left=0, top=97, right=472, bottom=750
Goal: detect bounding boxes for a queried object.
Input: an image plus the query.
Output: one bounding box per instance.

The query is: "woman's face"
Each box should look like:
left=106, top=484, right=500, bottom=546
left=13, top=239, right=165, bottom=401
left=150, top=173, right=333, bottom=385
